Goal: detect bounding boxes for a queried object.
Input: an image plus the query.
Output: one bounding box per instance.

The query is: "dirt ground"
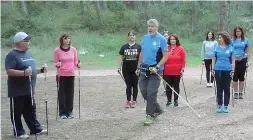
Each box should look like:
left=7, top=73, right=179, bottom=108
left=1, top=64, right=253, bottom=140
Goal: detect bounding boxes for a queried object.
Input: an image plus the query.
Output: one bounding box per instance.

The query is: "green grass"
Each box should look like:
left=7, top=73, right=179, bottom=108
left=1, top=30, right=204, bottom=69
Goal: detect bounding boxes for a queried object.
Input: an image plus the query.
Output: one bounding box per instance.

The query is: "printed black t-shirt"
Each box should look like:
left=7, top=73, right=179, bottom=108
left=119, top=43, right=141, bottom=72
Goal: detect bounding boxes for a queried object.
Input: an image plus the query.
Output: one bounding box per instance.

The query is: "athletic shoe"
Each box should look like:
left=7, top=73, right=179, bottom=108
left=239, top=93, right=243, bottom=99
left=68, top=113, right=74, bottom=119
left=206, top=83, right=210, bottom=87
left=143, top=115, right=154, bottom=126
left=166, top=101, right=172, bottom=107
left=60, top=115, right=68, bottom=119
left=131, top=101, right=137, bottom=108
left=223, top=106, right=229, bottom=113
left=234, top=93, right=239, bottom=99
left=125, top=101, right=131, bottom=108
left=217, top=105, right=222, bottom=113
left=174, top=100, right=178, bottom=107
left=37, top=129, right=47, bottom=135
left=16, top=134, right=29, bottom=139
left=210, top=83, right=214, bottom=87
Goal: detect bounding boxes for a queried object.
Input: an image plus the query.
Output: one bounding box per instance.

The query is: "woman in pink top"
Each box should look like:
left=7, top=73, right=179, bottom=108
left=54, top=33, right=81, bottom=119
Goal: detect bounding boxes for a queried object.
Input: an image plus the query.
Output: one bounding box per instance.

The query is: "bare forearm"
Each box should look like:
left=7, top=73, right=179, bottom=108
left=119, top=56, right=124, bottom=68
left=232, top=57, right=235, bottom=71
left=137, top=52, right=142, bottom=69
left=212, top=57, right=216, bottom=70
left=7, top=69, right=25, bottom=77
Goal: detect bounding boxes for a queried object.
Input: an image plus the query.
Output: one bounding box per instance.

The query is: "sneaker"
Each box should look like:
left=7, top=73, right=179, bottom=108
left=166, top=101, right=172, bottom=107
left=67, top=113, right=74, bottom=119
left=16, top=134, right=29, bottom=139
left=223, top=106, right=229, bottom=113
left=125, top=101, right=131, bottom=108
left=131, top=101, right=137, bottom=108
left=206, top=83, right=210, bottom=87
left=217, top=105, right=222, bottom=113
left=37, top=129, right=47, bottom=135
left=143, top=115, right=154, bottom=126
left=234, top=93, right=239, bottom=99
left=239, top=93, right=243, bottom=99
left=60, top=115, right=68, bottom=119
left=210, top=83, right=214, bottom=87
left=174, top=100, right=178, bottom=107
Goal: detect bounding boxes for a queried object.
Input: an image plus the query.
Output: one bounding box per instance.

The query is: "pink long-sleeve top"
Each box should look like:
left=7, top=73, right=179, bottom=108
left=53, top=46, right=78, bottom=76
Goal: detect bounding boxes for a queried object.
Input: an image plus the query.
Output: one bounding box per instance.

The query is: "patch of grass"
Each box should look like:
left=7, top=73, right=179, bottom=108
left=1, top=31, right=209, bottom=70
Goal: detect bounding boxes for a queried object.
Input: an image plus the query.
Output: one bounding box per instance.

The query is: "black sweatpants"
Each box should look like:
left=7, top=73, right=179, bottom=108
left=122, top=70, right=138, bottom=101
left=10, top=95, right=43, bottom=137
left=215, top=71, right=231, bottom=106
left=163, top=75, right=181, bottom=102
left=204, top=59, right=214, bottom=83
left=57, top=76, right=75, bottom=116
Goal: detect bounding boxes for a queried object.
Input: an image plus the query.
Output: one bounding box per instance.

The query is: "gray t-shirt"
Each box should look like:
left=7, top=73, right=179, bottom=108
left=5, top=49, right=37, bottom=97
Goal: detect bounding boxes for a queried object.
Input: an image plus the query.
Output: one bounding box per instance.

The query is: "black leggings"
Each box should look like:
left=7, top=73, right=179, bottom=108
left=233, top=58, right=247, bottom=82
left=163, top=75, right=181, bottom=102
left=204, top=59, right=214, bottom=83
left=122, top=70, right=138, bottom=101
left=56, top=76, right=75, bottom=116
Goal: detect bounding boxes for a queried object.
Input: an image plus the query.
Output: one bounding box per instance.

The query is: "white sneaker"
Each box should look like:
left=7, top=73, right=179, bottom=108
left=37, top=129, right=47, bottom=135
left=16, top=134, right=29, bottom=139
left=210, top=83, right=214, bottom=87
left=206, top=83, right=210, bottom=87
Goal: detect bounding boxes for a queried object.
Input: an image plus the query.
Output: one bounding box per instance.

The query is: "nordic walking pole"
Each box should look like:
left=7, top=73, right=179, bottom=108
left=243, top=69, right=247, bottom=94
left=200, top=64, right=204, bottom=85
left=117, top=69, right=126, bottom=85
left=78, top=60, right=81, bottom=119
left=230, top=76, right=235, bottom=107
left=213, top=77, right=217, bottom=106
left=44, top=63, right=49, bottom=135
left=28, top=66, right=37, bottom=140
left=153, top=70, right=201, bottom=117
left=181, top=77, right=189, bottom=103
left=56, top=60, right=61, bottom=120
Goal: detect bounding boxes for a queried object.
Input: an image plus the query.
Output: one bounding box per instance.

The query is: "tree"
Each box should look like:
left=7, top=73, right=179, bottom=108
left=21, top=0, right=28, bottom=15
left=80, top=1, right=88, bottom=21
left=219, top=1, right=226, bottom=31
left=95, top=1, right=104, bottom=35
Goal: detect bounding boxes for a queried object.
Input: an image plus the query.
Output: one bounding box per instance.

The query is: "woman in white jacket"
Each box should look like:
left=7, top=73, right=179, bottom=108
left=201, top=31, right=218, bottom=88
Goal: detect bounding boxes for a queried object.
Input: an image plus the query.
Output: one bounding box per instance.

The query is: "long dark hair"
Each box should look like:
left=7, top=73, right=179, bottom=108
left=233, top=26, right=245, bottom=41
left=205, top=31, right=215, bottom=41
left=168, top=34, right=181, bottom=46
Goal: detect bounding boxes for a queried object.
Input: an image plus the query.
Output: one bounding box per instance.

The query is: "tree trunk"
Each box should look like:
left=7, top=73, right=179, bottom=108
left=191, top=1, right=197, bottom=34
left=219, top=1, right=226, bottom=31
left=80, top=1, right=88, bottom=20
left=21, top=1, right=28, bottom=15
left=95, top=1, right=103, bottom=35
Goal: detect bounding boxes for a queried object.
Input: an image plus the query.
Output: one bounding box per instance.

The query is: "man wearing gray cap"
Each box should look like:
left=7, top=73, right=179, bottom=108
left=5, top=32, right=47, bottom=139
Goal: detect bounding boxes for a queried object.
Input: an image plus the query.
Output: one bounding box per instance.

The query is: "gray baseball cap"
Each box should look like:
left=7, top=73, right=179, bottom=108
left=13, top=32, right=31, bottom=43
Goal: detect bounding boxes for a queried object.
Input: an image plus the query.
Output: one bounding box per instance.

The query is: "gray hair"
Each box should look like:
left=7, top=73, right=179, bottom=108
left=147, top=19, right=159, bottom=27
